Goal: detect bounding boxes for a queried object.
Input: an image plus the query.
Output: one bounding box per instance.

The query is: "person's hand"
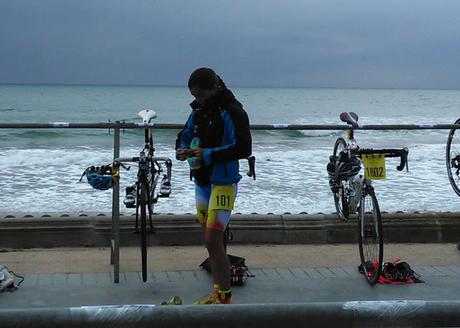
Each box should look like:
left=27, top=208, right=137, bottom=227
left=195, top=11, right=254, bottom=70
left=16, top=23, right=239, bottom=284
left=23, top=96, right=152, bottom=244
left=188, top=147, right=203, bottom=158
left=176, top=148, right=188, bottom=161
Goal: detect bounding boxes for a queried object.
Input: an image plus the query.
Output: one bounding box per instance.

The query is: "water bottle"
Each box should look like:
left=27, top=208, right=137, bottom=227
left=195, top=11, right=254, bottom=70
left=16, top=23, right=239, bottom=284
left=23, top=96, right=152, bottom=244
left=187, top=137, right=201, bottom=170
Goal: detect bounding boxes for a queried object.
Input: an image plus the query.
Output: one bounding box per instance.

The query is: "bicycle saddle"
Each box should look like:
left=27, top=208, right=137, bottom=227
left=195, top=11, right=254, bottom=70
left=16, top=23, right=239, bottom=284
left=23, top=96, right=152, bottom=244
left=138, top=109, right=157, bottom=123
left=339, top=112, right=360, bottom=128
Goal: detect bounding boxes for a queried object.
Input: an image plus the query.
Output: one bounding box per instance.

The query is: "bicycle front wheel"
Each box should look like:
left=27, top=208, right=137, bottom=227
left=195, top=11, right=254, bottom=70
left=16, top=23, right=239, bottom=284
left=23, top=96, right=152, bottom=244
left=139, top=181, right=148, bottom=282
left=446, top=118, right=460, bottom=196
left=358, top=186, right=383, bottom=285
left=332, top=138, right=349, bottom=220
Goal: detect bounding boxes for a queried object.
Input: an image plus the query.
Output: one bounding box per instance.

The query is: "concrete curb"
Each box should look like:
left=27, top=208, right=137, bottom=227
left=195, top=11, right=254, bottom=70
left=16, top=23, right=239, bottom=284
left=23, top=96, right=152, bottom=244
left=2, top=301, right=460, bottom=328
left=1, top=212, right=459, bottom=248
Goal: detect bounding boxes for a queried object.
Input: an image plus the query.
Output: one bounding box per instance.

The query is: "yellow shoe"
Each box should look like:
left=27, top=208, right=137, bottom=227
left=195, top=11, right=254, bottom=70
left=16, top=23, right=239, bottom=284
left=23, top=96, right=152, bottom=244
left=192, top=293, right=218, bottom=305
left=217, top=289, right=232, bottom=304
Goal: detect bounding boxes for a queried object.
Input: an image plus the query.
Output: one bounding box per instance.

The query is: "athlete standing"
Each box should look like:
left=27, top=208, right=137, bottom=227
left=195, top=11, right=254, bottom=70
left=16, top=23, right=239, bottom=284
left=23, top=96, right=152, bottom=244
left=176, top=68, right=252, bottom=304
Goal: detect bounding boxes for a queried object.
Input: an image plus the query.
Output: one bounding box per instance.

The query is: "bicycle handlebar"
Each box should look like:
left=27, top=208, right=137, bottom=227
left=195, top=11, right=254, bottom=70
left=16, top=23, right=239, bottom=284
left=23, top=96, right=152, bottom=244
left=114, top=156, right=171, bottom=164
left=114, top=156, right=172, bottom=179
left=357, top=147, right=409, bottom=172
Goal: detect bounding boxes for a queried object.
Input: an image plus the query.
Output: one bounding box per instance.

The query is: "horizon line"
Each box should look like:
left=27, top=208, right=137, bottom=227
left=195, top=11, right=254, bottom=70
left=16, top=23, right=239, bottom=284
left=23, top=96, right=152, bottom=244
left=0, top=82, right=458, bottom=92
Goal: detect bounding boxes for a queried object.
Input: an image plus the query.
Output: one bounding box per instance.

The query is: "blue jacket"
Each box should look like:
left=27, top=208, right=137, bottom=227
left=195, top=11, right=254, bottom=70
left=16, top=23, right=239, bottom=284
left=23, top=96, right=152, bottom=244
left=176, top=89, right=252, bottom=186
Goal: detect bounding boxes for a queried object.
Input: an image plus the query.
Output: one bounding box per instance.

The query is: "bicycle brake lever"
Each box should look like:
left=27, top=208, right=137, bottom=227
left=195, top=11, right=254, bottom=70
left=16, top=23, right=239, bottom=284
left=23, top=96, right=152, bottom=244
left=396, top=148, right=409, bottom=172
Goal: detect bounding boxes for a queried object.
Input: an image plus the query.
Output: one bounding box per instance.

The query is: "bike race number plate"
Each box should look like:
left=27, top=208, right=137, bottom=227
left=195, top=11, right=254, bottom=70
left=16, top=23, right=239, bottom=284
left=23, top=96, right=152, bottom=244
left=363, top=154, right=386, bottom=180
left=210, top=185, right=235, bottom=211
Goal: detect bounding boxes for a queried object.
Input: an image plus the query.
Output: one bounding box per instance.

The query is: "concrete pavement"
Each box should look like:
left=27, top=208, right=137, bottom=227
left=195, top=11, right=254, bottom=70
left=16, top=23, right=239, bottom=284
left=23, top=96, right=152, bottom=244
left=0, top=244, right=459, bottom=308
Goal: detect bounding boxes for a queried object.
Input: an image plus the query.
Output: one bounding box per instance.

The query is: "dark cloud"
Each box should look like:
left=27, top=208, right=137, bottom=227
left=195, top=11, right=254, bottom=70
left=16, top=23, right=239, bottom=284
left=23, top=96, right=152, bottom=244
left=1, top=0, right=459, bottom=88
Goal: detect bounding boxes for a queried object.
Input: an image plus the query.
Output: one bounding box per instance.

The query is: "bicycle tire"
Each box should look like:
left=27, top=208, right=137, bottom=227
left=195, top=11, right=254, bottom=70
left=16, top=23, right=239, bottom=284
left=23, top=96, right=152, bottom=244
left=446, top=118, right=460, bottom=197
left=139, top=181, right=148, bottom=282
left=358, top=186, right=383, bottom=285
left=332, top=137, right=349, bottom=220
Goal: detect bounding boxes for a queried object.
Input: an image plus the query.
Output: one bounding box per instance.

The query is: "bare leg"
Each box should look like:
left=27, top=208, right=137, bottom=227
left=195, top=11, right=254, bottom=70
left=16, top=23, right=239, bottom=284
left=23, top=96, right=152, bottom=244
left=205, top=228, right=230, bottom=290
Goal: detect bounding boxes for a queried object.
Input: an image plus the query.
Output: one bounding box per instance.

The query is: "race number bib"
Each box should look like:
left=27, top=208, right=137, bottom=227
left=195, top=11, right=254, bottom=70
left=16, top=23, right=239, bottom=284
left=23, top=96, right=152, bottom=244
left=210, top=185, right=235, bottom=211
left=363, top=154, right=386, bottom=180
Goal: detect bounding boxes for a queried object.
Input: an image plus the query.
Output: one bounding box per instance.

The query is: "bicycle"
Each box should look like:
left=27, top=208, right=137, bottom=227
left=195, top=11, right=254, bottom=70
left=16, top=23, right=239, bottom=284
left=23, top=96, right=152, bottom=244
left=114, top=109, right=172, bottom=282
left=327, top=112, right=409, bottom=285
left=446, top=118, right=460, bottom=196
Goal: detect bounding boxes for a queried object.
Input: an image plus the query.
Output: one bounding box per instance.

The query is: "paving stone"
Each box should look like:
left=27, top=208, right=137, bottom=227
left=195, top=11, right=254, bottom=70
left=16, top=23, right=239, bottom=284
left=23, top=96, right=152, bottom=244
left=2, top=265, right=460, bottom=310
left=249, top=269, right=266, bottom=279
left=261, top=268, right=282, bottom=280
left=153, top=271, right=169, bottom=282
left=276, top=268, right=295, bottom=280
left=412, top=266, right=430, bottom=276
left=124, top=272, right=141, bottom=283
left=96, top=272, right=112, bottom=284
left=166, top=271, right=182, bottom=282
left=316, top=267, right=336, bottom=278
left=67, top=273, right=83, bottom=285
left=288, top=267, right=310, bottom=279
left=328, top=267, right=350, bottom=278
left=192, top=270, right=210, bottom=282
left=115, top=272, right=126, bottom=283
left=37, top=273, right=53, bottom=286
left=341, top=266, right=360, bottom=277
left=179, top=270, right=198, bottom=282
left=21, top=274, right=38, bottom=287
left=52, top=273, right=67, bottom=286
left=425, top=266, right=448, bottom=276
left=302, top=267, right=322, bottom=279
left=445, top=266, right=460, bottom=275
left=433, top=266, right=457, bottom=276
left=81, top=273, right=98, bottom=285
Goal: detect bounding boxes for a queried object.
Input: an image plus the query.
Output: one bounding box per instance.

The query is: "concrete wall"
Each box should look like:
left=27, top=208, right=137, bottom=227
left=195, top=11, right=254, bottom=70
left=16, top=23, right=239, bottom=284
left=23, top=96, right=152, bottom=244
left=1, top=212, right=459, bottom=248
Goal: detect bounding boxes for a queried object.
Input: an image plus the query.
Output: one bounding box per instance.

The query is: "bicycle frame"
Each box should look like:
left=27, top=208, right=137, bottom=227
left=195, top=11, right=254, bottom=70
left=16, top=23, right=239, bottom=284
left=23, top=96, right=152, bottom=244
left=342, top=129, right=367, bottom=214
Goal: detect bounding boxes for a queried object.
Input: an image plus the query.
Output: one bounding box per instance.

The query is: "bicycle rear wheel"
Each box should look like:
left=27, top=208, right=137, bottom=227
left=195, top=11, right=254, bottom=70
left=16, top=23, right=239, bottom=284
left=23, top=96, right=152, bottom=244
left=446, top=118, right=460, bottom=196
left=358, top=186, right=383, bottom=285
left=139, top=181, right=148, bottom=282
left=332, top=138, right=349, bottom=220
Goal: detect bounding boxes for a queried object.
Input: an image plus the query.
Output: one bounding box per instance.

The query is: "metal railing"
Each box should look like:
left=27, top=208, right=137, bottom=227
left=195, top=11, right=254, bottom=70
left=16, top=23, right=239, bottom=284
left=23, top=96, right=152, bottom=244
left=1, top=122, right=460, bottom=130
left=1, top=121, right=458, bottom=283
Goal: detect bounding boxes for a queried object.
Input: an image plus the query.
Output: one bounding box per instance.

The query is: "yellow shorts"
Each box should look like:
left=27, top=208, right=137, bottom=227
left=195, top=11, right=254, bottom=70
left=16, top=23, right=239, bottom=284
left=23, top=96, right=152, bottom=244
left=195, top=184, right=237, bottom=231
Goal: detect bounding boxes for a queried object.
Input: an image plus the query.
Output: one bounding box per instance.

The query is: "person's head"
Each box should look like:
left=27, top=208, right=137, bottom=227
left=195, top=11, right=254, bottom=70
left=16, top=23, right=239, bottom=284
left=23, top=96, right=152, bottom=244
left=188, top=67, right=222, bottom=107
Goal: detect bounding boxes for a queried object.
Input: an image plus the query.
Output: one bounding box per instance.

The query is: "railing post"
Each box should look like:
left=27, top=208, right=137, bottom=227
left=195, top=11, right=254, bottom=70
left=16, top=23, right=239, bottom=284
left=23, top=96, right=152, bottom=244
left=111, top=126, right=121, bottom=283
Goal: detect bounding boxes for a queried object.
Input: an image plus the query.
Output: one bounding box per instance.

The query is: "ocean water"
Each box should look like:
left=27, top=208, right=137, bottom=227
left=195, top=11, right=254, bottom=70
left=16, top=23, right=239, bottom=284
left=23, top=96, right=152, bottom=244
left=1, top=84, right=460, bottom=215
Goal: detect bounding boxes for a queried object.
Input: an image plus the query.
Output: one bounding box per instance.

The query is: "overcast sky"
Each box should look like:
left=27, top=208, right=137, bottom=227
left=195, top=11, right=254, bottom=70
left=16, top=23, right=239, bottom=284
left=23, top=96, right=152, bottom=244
left=1, top=0, right=459, bottom=89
